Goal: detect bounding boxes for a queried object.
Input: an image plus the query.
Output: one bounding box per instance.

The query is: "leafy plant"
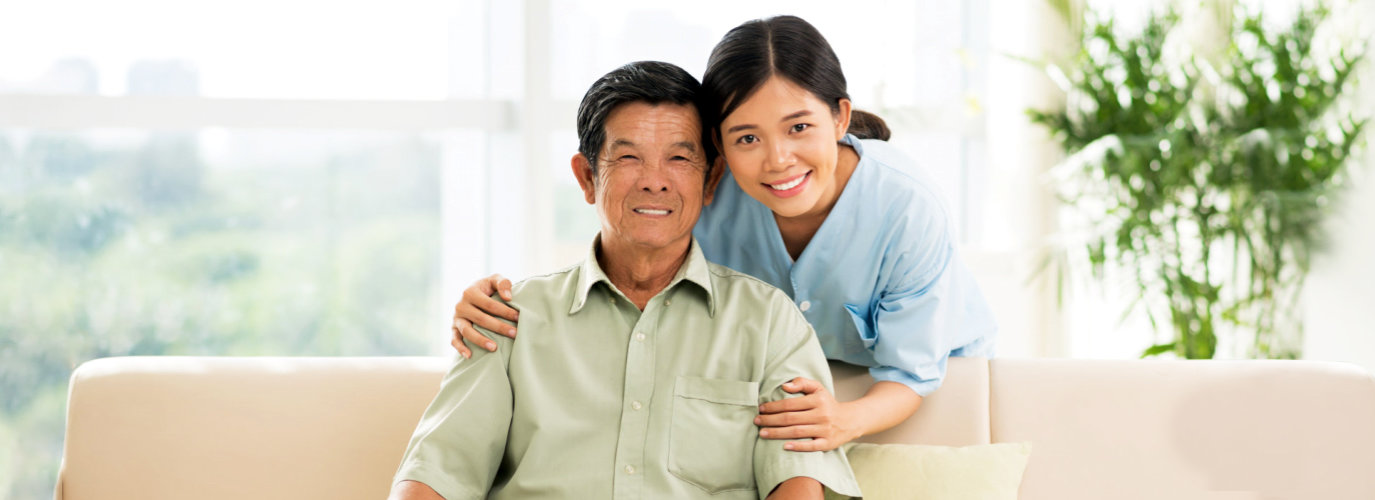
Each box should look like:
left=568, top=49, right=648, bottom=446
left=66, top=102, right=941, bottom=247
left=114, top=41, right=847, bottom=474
left=1031, top=3, right=1367, bottom=359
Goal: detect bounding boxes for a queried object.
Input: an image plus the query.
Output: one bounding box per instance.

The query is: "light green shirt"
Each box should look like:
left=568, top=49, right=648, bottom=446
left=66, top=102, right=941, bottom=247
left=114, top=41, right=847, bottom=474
left=394, top=237, right=861, bottom=500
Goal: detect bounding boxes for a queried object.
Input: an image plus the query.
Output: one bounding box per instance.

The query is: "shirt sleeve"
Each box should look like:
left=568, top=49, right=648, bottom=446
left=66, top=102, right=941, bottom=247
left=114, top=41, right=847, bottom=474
left=392, top=327, right=515, bottom=500
left=753, top=295, right=862, bottom=500
left=862, top=216, right=966, bottom=397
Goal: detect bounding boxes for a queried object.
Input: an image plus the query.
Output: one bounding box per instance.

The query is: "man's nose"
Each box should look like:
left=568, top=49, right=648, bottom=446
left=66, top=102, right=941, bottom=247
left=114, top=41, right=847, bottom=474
left=637, top=162, right=670, bottom=193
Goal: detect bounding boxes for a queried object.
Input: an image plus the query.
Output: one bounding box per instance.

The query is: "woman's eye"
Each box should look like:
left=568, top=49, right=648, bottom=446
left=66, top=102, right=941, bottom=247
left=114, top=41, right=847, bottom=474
left=791, top=123, right=810, bottom=133
left=736, top=134, right=758, bottom=145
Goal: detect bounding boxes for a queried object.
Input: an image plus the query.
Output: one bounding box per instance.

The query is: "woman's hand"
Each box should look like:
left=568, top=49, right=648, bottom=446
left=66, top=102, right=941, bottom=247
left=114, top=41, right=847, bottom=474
left=755, top=377, right=861, bottom=452
left=450, top=274, right=519, bottom=359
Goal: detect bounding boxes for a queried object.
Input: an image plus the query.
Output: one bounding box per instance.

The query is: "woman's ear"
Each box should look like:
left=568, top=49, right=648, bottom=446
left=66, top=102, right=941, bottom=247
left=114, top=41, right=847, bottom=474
left=835, top=98, right=853, bottom=140
left=571, top=153, right=596, bottom=204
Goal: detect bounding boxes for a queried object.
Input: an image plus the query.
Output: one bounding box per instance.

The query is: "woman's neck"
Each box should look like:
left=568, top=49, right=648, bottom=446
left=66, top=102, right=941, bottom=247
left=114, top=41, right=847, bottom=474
left=774, top=143, right=860, bottom=261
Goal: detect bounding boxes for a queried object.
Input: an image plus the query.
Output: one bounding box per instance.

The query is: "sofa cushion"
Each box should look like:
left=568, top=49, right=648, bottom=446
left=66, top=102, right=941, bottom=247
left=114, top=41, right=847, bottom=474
left=825, top=442, right=1031, bottom=500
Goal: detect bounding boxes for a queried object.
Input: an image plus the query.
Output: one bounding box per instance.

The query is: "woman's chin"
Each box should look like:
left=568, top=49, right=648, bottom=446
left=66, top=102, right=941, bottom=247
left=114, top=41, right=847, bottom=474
left=761, top=197, right=816, bottom=220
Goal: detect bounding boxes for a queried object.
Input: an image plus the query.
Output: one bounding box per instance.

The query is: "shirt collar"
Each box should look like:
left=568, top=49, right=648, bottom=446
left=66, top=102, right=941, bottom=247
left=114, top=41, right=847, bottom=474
left=841, top=132, right=864, bottom=154
left=570, top=234, right=715, bottom=316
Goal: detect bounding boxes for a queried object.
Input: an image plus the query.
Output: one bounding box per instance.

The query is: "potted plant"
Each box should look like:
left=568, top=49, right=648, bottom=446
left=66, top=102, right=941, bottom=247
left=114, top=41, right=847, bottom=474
left=1031, top=2, right=1367, bottom=358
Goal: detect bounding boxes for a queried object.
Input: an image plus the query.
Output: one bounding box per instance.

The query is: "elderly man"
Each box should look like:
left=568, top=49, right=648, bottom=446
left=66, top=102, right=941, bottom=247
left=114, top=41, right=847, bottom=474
left=388, top=61, right=860, bottom=500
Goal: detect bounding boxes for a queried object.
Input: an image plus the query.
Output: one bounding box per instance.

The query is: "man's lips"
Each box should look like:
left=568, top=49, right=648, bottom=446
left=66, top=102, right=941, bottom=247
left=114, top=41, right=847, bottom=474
left=632, top=206, right=673, bottom=216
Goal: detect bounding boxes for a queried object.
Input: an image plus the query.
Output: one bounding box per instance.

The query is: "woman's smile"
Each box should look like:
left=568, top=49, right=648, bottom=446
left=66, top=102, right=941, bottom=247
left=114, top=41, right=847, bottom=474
left=764, top=171, right=812, bottom=198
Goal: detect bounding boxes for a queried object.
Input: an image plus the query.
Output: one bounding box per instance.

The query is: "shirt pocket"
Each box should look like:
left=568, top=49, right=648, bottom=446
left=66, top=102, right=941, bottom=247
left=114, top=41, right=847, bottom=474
left=668, top=376, right=760, bottom=494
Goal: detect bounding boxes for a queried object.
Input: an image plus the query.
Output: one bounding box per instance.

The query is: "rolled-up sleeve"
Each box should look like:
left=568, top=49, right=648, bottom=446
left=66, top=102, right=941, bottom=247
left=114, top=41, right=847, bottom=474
left=865, top=259, right=955, bottom=397
left=859, top=203, right=968, bottom=397
left=754, top=296, right=862, bottom=500
left=393, top=330, right=515, bottom=500
left=860, top=214, right=998, bottom=397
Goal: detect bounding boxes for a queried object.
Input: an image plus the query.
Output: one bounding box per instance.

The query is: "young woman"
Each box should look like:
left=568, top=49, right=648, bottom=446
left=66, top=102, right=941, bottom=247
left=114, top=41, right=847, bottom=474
left=451, top=15, right=996, bottom=452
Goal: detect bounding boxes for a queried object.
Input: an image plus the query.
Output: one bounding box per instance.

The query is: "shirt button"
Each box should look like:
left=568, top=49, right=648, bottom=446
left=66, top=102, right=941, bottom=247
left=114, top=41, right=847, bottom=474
left=635, top=332, right=646, bottom=341
left=799, top=300, right=811, bottom=312
left=664, top=299, right=672, bottom=307
left=624, top=465, right=636, bottom=475
left=631, top=401, right=642, bottom=410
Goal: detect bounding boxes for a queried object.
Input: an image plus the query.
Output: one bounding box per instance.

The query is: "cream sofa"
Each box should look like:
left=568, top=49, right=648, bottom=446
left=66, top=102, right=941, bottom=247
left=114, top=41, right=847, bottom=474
left=56, top=356, right=1375, bottom=499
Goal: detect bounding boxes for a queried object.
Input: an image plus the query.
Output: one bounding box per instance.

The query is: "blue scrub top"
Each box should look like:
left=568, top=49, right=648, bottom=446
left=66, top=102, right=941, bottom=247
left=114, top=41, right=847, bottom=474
left=694, top=134, right=997, bottom=396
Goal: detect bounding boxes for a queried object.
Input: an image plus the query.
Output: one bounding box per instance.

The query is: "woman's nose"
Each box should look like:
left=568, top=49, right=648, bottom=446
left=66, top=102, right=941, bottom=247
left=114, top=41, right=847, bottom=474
left=768, top=143, right=793, bottom=170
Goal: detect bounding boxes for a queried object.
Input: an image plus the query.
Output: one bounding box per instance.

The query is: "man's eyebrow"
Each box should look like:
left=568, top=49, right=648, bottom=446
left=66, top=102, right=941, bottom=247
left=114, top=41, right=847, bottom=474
left=672, top=141, right=698, bottom=153
left=609, top=139, right=636, bottom=149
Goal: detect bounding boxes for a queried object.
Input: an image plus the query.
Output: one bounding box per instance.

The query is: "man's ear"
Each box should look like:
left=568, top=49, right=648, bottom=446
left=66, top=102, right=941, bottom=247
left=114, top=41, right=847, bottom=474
left=572, top=153, right=596, bottom=205
left=834, top=98, right=853, bottom=140
left=703, top=156, right=726, bottom=206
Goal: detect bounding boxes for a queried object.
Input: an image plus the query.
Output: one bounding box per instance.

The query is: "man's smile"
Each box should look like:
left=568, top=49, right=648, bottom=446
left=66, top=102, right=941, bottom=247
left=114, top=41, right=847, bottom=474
left=632, top=206, right=674, bottom=217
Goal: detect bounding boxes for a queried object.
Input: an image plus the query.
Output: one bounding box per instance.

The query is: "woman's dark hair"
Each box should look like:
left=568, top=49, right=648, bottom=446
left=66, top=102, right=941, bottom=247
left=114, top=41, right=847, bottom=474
left=576, top=61, right=717, bottom=175
left=702, top=15, right=890, bottom=142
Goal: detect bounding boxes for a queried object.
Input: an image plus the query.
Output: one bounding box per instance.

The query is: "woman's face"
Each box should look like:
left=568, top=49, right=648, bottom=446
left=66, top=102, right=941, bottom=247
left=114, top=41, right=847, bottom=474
left=717, top=75, right=851, bottom=219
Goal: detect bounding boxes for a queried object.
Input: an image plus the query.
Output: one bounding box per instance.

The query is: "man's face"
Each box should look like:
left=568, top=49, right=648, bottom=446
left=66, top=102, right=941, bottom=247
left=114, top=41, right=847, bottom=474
left=573, top=101, right=720, bottom=253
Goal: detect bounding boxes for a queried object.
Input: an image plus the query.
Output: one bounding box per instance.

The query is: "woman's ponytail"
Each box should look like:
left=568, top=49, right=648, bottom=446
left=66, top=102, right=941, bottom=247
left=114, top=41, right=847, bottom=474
left=848, top=109, right=891, bottom=141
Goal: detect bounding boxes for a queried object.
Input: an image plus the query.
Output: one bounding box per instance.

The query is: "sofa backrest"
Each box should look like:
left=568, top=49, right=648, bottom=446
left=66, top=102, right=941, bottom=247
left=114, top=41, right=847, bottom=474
left=58, top=356, right=449, bottom=500
left=991, top=359, right=1375, bottom=500
left=57, top=356, right=989, bottom=500
left=832, top=358, right=991, bottom=446
left=58, top=356, right=1375, bottom=499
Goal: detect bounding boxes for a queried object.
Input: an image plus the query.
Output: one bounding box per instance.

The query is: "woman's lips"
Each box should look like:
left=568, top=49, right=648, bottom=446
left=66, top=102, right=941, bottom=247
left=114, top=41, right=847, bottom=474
left=764, top=171, right=811, bottom=198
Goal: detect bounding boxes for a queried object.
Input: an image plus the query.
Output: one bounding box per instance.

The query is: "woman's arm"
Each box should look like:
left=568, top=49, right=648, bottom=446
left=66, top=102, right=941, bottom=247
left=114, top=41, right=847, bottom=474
left=755, top=378, right=921, bottom=452
left=842, top=380, right=923, bottom=438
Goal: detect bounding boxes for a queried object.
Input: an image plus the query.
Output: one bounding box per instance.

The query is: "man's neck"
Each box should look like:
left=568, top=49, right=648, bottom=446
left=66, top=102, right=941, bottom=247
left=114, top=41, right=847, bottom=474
left=597, top=236, right=691, bottom=310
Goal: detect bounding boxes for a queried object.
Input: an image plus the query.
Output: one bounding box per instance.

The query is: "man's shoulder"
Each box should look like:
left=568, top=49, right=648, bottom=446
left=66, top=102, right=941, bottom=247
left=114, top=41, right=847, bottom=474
left=506, top=263, right=583, bottom=309
left=510, top=263, right=581, bottom=294
left=704, top=260, right=817, bottom=357
left=704, top=261, right=797, bottom=312
left=461, top=263, right=581, bottom=351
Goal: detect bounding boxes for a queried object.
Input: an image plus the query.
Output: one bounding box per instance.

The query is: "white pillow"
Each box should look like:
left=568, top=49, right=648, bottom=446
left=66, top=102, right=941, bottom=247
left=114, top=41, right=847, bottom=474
left=826, top=442, right=1032, bottom=500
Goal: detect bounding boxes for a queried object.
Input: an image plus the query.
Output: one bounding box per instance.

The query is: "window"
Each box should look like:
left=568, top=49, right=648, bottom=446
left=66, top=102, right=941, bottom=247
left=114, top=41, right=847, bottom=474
left=0, top=2, right=990, bottom=496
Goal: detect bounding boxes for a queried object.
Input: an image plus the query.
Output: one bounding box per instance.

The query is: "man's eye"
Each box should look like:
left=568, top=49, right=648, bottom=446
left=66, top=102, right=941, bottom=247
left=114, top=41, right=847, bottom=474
left=736, top=135, right=758, bottom=145
left=618, top=155, right=638, bottom=161
left=791, top=123, right=810, bottom=133
left=671, top=156, right=689, bottom=162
